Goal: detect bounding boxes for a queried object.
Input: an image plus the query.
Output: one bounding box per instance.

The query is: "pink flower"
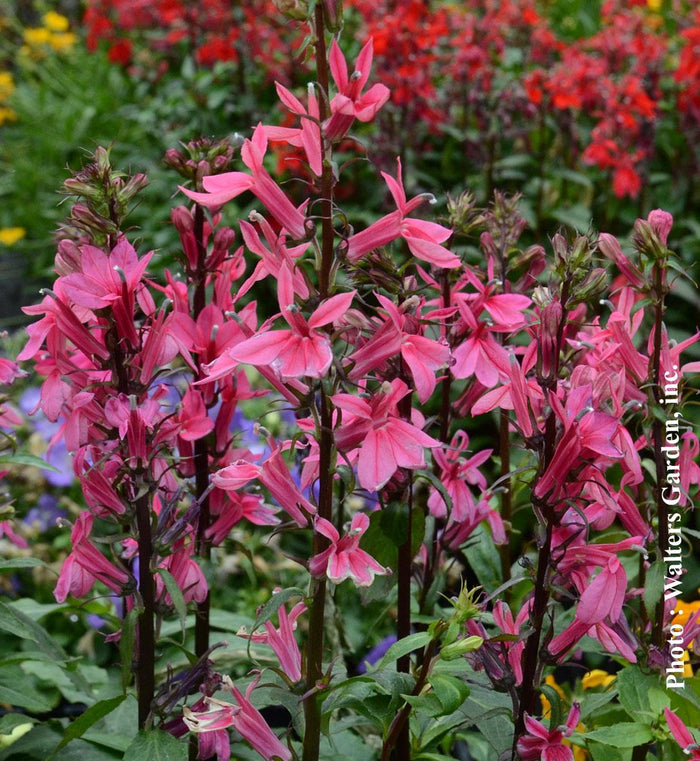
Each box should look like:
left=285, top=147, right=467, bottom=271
left=265, top=82, right=323, bottom=176
left=309, top=513, right=389, bottom=587
left=157, top=538, right=208, bottom=605
left=324, top=38, right=390, bottom=141
left=664, top=708, right=700, bottom=759
left=212, top=445, right=316, bottom=528
left=549, top=556, right=637, bottom=662
left=54, top=513, right=130, bottom=603
left=59, top=238, right=152, bottom=311
left=428, top=431, right=491, bottom=521
left=346, top=159, right=459, bottom=269
left=237, top=216, right=310, bottom=301
left=517, top=703, right=581, bottom=761
left=184, top=676, right=291, bottom=761
left=237, top=591, right=306, bottom=682
left=180, top=125, right=308, bottom=241
left=647, top=208, right=673, bottom=246
left=535, top=385, right=623, bottom=500
left=176, top=389, right=214, bottom=442
left=332, top=378, right=440, bottom=491
left=348, top=294, right=450, bottom=401
left=206, top=268, right=355, bottom=381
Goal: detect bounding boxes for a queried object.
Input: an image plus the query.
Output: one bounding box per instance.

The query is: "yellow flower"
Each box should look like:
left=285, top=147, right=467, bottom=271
left=0, top=71, right=14, bottom=103
left=672, top=597, right=700, bottom=630
left=0, top=106, right=17, bottom=125
left=568, top=728, right=588, bottom=761
left=0, top=228, right=26, bottom=246
left=647, top=0, right=662, bottom=10
left=48, top=32, right=77, bottom=52
left=582, top=670, right=616, bottom=690
left=42, top=11, right=70, bottom=32
left=24, top=27, right=52, bottom=47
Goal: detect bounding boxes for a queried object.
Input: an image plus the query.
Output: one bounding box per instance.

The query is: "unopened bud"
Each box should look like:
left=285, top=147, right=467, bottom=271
left=273, top=0, right=309, bottom=20
left=170, top=206, right=194, bottom=234
left=647, top=209, right=673, bottom=246
left=633, top=212, right=673, bottom=262
left=323, top=0, right=342, bottom=30
left=480, top=231, right=498, bottom=259
left=440, top=636, right=483, bottom=661
left=55, top=239, right=82, bottom=276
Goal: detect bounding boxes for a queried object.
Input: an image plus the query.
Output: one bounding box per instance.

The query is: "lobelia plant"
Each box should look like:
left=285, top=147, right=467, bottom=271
left=13, top=3, right=700, bottom=761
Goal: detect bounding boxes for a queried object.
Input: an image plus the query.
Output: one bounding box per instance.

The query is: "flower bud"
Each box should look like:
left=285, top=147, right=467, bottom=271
left=323, top=0, right=342, bottom=30
left=632, top=217, right=669, bottom=262
left=440, top=635, right=483, bottom=661
left=273, top=0, right=310, bottom=19
left=647, top=208, right=673, bottom=245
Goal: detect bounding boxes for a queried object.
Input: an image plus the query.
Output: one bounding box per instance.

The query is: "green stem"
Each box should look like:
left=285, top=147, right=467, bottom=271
left=380, top=637, right=439, bottom=761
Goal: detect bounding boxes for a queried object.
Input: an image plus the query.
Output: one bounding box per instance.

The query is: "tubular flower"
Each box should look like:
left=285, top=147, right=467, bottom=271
left=309, top=512, right=389, bottom=587
left=346, top=158, right=459, bottom=269
left=180, top=125, right=308, bottom=241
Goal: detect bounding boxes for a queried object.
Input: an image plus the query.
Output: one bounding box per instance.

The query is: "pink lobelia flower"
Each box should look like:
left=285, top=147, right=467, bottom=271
left=184, top=675, right=292, bottom=761
left=324, top=38, right=391, bottom=141
left=427, top=431, right=491, bottom=521
left=450, top=302, right=511, bottom=388
left=332, top=378, right=440, bottom=491
left=534, top=384, right=623, bottom=501
left=348, top=294, right=450, bottom=402
left=157, top=537, right=208, bottom=605
left=237, top=591, right=306, bottom=682
left=237, top=214, right=310, bottom=301
left=265, top=82, right=323, bottom=176
left=549, top=555, right=637, bottom=663
left=346, top=158, right=459, bottom=269
left=517, top=703, right=581, bottom=761
left=54, top=512, right=130, bottom=603
left=664, top=708, right=700, bottom=759
left=309, top=513, right=389, bottom=587
left=209, top=267, right=355, bottom=380
left=212, top=444, right=316, bottom=528
left=179, top=125, right=308, bottom=241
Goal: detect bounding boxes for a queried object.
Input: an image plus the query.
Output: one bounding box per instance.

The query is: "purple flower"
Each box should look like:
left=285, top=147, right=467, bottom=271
left=357, top=635, right=397, bottom=674
left=24, top=494, right=66, bottom=532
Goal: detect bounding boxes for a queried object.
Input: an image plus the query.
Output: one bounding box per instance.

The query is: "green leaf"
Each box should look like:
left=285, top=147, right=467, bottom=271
left=643, top=562, right=666, bottom=612
left=0, top=558, right=48, bottom=571
left=54, top=695, right=126, bottom=752
left=376, top=632, right=431, bottom=669
left=0, top=715, right=35, bottom=735
left=462, top=526, right=501, bottom=593
left=119, top=608, right=138, bottom=691
left=156, top=569, right=187, bottom=639
left=588, top=743, right=630, bottom=761
left=0, top=602, right=68, bottom=664
left=429, top=673, right=470, bottom=714
left=0, top=725, right=62, bottom=760
left=617, top=666, right=666, bottom=717
left=123, top=730, right=188, bottom=761
left=584, top=723, right=653, bottom=747
left=0, top=453, right=59, bottom=471
left=0, top=666, right=58, bottom=713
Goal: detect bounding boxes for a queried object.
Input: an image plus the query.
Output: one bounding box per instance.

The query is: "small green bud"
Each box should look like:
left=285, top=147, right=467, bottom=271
left=440, top=636, right=483, bottom=661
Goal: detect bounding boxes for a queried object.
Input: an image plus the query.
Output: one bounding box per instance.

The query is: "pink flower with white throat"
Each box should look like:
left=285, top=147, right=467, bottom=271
left=309, top=512, right=389, bottom=587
